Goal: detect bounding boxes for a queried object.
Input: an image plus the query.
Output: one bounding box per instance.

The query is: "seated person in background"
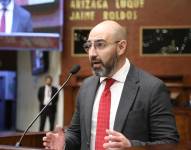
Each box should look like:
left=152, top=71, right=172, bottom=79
left=43, top=20, right=179, bottom=150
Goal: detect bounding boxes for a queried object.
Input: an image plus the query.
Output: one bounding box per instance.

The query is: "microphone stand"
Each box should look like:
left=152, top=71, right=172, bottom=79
left=15, top=73, right=73, bottom=147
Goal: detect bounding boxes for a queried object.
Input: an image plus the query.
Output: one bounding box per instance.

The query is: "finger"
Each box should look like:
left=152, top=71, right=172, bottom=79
left=103, top=141, right=122, bottom=149
left=43, top=133, right=53, bottom=144
left=106, top=129, right=121, bottom=136
left=105, top=141, right=131, bottom=148
left=55, top=126, right=64, bottom=135
left=46, top=132, right=54, bottom=137
left=43, top=136, right=48, bottom=142
left=43, top=141, right=50, bottom=147
left=45, top=146, right=52, bottom=150
left=104, top=134, right=122, bottom=142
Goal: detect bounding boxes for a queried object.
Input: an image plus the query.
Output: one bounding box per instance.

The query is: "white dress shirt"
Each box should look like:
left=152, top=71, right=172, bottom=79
left=43, top=85, right=52, bottom=105
left=90, top=58, right=130, bottom=150
left=0, top=0, right=14, bottom=33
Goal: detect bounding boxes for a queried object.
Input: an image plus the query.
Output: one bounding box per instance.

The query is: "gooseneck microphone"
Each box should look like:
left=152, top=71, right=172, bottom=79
left=15, top=64, right=81, bottom=147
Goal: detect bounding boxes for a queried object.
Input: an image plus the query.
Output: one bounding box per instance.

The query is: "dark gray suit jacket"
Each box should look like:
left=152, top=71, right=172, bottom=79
left=65, top=64, right=179, bottom=150
left=12, top=3, right=32, bottom=32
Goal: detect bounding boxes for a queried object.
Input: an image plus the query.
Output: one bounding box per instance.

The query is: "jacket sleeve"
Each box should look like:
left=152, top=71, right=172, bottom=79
left=65, top=91, right=81, bottom=150
left=130, top=82, right=179, bottom=146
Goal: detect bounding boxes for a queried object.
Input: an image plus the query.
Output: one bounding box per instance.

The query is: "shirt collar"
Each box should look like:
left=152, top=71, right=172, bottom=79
left=100, top=58, right=130, bottom=83
left=0, top=0, right=14, bottom=11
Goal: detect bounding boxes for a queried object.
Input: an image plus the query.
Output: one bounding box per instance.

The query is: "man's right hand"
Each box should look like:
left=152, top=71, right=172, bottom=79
left=43, top=126, right=65, bottom=150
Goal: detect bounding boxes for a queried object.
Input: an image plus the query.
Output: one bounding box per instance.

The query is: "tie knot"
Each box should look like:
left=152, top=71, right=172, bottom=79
left=105, top=78, right=115, bottom=89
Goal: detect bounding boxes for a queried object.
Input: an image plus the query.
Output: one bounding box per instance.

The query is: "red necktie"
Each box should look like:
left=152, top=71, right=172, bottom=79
left=0, top=9, right=6, bottom=32
left=95, top=78, right=115, bottom=150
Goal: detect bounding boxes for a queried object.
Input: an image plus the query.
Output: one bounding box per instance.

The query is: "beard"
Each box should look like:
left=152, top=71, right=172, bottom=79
left=90, top=53, right=118, bottom=77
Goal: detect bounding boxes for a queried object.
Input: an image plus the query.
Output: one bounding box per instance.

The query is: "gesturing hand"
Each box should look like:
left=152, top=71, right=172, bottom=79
left=43, top=126, right=65, bottom=150
left=103, top=129, right=131, bottom=150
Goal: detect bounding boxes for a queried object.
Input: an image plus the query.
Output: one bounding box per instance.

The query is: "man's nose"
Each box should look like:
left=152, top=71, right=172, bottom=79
left=88, top=44, right=97, bottom=56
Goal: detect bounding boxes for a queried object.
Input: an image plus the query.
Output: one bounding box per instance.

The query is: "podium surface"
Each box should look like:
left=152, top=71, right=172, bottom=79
left=0, top=132, right=45, bottom=149
left=0, top=145, right=43, bottom=150
left=0, top=132, right=191, bottom=150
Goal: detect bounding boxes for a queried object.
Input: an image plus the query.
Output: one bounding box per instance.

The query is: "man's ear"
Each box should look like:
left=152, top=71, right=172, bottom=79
left=117, top=40, right=127, bottom=55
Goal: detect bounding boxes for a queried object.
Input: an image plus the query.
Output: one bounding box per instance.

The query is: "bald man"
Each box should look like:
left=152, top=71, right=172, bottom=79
left=43, top=20, right=179, bottom=150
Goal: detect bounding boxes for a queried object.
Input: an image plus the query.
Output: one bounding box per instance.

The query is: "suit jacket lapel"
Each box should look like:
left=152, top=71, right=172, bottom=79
left=84, top=76, right=100, bottom=140
left=114, top=64, right=140, bottom=131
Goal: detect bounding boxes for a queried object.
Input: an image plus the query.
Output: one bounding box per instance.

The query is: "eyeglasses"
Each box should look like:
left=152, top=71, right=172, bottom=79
left=83, top=39, right=120, bottom=53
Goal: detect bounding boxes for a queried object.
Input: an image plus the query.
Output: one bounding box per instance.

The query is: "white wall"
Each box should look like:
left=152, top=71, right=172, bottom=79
left=16, top=51, right=63, bottom=131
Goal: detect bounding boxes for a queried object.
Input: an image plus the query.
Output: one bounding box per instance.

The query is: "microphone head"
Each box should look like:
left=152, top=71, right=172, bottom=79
left=69, top=64, right=81, bottom=74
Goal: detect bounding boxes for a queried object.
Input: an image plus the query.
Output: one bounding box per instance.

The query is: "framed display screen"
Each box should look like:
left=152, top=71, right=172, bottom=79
left=141, top=27, right=191, bottom=55
left=72, top=28, right=90, bottom=56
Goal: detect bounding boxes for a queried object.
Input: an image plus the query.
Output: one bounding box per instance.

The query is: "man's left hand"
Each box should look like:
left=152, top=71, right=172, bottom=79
left=103, top=129, right=131, bottom=150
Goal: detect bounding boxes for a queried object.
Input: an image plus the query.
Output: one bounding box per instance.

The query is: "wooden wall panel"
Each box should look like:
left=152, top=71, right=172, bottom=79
left=61, top=0, right=191, bottom=128
left=61, top=0, right=191, bottom=77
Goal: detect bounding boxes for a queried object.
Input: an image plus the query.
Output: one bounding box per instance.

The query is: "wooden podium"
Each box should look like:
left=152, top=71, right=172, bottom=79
left=0, top=132, right=191, bottom=150
left=0, top=132, right=45, bottom=150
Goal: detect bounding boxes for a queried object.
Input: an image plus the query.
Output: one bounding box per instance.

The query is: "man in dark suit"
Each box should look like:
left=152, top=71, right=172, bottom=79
left=0, top=0, right=32, bottom=33
left=43, top=21, right=179, bottom=150
left=38, top=75, right=58, bottom=131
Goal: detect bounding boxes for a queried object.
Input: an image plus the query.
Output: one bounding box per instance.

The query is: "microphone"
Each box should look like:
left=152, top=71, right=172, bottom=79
left=15, top=64, right=80, bottom=147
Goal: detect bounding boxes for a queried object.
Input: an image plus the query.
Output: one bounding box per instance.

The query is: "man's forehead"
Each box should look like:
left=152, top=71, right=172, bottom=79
left=88, top=31, right=110, bottom=41
left=87, top=39, right=105, bottom=42
left=88, top=37, right=106, bottom=41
